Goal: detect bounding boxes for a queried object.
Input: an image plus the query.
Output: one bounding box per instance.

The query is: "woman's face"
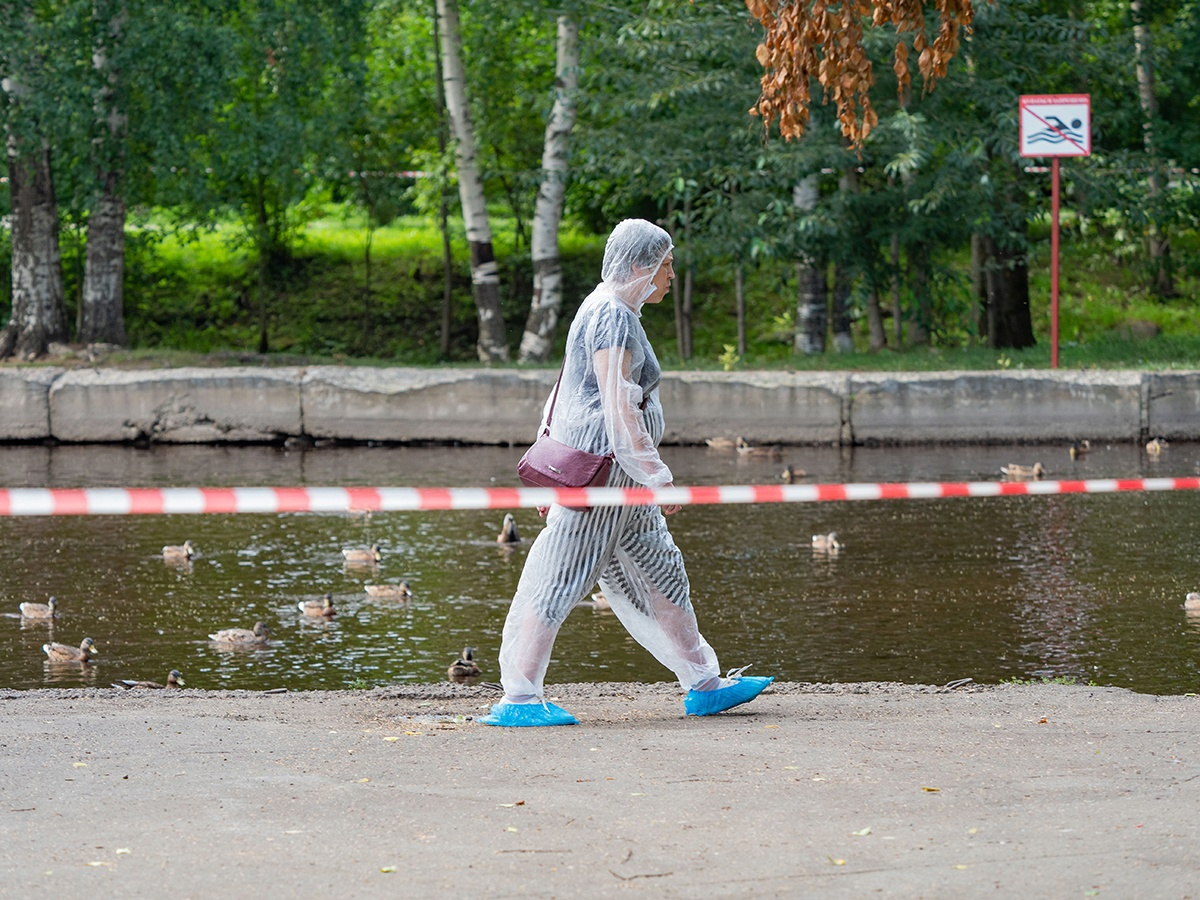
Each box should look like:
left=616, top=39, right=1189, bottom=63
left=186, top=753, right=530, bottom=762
left=644, top=252, right=675, bottom=305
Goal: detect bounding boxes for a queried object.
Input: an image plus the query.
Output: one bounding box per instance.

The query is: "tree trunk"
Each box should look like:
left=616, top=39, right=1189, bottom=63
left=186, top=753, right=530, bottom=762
left=431, top=1, right=453, bottom=358
left=906, top=242, right=932, bottom=346
left=890, top=230, right=903, bottom=345
left=795, top=261, right=827, bottom=354
left=1130, top=0, right=1174, bottom=297
left=793, top=175, right=824, bottom=354
left=983, top=235, right=1035, bottom=349
left=80, top=0, right=129, bottom=347
left=82, top=191, right=128, bottom=346
left=970, top=231, right=987, bottom=345
left=519, top=15, right=578, bottom=364
left=831, top=263, right=853, bottom=352
left=734, top=262, right=746, bottom=356
left=680, top=196, right=694, bottom=360
left=865, top=287, right=886, bottom=351
left=831, top=166, right=857, bottom=352
left=436, top=0, right=508, bottom=362
left=0, top=141, right=68, bottom=360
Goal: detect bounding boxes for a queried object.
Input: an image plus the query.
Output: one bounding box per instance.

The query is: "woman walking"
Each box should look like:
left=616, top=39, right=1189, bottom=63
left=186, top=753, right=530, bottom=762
left=480, top=219, right=772, bottom=727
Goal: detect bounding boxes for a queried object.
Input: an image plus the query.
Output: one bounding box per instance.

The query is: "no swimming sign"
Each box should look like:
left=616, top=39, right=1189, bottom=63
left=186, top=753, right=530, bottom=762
left=1019, top=94, right=1091, bottom=157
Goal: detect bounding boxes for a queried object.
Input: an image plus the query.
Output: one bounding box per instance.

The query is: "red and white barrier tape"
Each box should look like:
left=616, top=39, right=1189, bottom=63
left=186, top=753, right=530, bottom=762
left=1, top=477, right=1198, bottom=516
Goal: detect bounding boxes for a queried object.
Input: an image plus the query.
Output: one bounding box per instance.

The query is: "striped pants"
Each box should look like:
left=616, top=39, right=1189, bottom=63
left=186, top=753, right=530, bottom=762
left=497, top=468, right=721, bottom=701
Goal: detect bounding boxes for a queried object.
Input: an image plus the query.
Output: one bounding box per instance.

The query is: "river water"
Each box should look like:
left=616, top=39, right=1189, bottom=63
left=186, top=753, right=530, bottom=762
left=1, top=441, right=1198, bottom=694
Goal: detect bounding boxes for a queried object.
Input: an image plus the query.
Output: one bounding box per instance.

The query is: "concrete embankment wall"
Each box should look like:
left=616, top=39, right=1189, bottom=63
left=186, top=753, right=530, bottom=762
left=2, top=366, right=1198, bottom=445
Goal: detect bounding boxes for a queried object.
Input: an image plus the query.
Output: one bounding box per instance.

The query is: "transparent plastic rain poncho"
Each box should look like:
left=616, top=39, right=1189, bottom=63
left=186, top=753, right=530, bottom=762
left=494, top=220, right=724, bottom=705
left=538, top=218, right=675, bottom=488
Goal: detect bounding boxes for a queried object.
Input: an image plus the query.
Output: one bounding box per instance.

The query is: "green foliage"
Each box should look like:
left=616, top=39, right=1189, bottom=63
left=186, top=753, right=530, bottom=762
left=103, top=209, right=1200, bottom=370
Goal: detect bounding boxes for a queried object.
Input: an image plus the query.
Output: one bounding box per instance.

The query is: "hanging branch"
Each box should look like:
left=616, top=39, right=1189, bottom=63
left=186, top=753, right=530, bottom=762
left=746, top=0, right=975, bottom=146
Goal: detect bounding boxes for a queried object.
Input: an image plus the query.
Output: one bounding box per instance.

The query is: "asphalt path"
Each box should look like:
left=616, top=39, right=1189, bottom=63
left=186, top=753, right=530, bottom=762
left=1, top=681, right=1197, bottom=898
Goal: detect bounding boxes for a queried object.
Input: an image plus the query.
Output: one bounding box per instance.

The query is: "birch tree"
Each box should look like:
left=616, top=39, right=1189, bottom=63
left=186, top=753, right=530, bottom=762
left=519, top=14, right=578, bottom=364
left=0, top=3, right=68, bottom=360
left=80, top=0, right=129, bottom=346
left=436, top=0, right=508, bottom=362
left=1130, top=0, right=1174, bottom=296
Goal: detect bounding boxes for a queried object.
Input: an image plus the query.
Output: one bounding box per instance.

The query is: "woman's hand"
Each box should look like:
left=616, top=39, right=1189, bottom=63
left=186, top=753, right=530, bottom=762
left=660, top=482, right=681, bottom=516
left=537, top=505, right=550, bottom=518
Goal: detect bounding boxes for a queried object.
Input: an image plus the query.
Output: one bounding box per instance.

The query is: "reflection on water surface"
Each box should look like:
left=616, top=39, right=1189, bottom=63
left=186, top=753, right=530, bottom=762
left=1, top=441, right=1198, bottom=694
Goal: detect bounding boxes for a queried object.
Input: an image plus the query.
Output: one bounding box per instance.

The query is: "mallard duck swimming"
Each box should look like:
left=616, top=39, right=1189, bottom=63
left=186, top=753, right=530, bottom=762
left=1000, top=462, right=1047, bottom=480
left=781, top=464, right=806, bottom=484
left=208, top=621, right=271, bottom=646
left=447, top=647, right=482, bottom=679
left=114, top=670, right=184, bottom=690
left=298, top=593, right=336, bottom=618
left=811, top=532, right=842, bottom=553
left=342, top=543, right=382, bottom=564
left=364, top=581, right=412, bottom=601
left=737, top=437, right=782, bottom=460
left=43, top=637, right=98, bottom=663
left=162, top=540, right=195, bottom=561
left=19, top=596, right=57, bottom=619
left=1146, top=438, right=1167, bottom=455
left=1185, top=592, right=1200, bottom=611
left=704, top=436, right=737, bottom=451
left=1068, top=439, right=1091, bottom=461
left=496, top=513, right=521, bottom=544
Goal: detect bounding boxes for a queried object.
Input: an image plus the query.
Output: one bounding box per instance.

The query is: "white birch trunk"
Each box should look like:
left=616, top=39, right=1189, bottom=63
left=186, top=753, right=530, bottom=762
left=1131, top=0, right=1173, bottom=296
left=519, top=15, right=578, bottom=364
left=0, top=139, right=69, bottom=360
left=0, top=24, right=68, bottom=361
left=793, top=175, right=824, bottom=354
left=436, top=0, right=508, bottom=362
left=81, top=0, right=129, bottom=346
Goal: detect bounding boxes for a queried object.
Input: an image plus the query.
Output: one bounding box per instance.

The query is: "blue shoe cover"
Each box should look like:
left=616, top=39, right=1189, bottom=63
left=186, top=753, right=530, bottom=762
left=685, top=675, right=774, bottom=716
left=478, top=700, right=579, bottom=727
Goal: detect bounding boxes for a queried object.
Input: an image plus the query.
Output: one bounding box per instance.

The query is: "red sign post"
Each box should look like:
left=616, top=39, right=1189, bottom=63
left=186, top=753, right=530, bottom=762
left=1019, top=94, right=1091, bottom=369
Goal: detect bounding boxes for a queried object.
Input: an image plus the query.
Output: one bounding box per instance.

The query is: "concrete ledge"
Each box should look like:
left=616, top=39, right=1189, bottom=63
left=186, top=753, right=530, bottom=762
left=302, top=367, right=554, bottom=443
left=849, top=371, right=1144, bottom=444
left=660, top=371, right=846, bottom=444
left=48, top=368, right=304, bottom=443
left=0, top=368, right=62, bottom=440
left=1146, top=372, right=1200, bottom=440
left=2, top=366, right=1197, bottom=445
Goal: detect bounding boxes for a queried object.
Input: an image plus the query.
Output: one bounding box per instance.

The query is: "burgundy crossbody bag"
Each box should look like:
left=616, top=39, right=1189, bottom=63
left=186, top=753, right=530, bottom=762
left=516, top=364, right=650, bottom=490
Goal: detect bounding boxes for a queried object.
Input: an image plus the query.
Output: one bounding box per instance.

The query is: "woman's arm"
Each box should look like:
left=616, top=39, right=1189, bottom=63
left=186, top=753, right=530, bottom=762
left=593, top=345, right=673, bottom=489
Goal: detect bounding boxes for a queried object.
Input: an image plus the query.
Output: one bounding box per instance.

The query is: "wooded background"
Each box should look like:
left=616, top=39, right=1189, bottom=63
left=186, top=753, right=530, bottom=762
left=0, top=0, right=1196, bottom=365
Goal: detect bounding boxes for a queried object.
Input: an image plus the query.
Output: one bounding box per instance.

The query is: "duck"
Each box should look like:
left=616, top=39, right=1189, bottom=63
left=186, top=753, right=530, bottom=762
left=298, top=593, right=336, bottom=618
left=342, top=543, right=382, bottom=564
left=737, top=437, right=783, bottom=460
left=208, top=621, right=271, bottom=647
left=1000, top=462, right=1047, bottom=480
left=496, top=513, right=521, bottom=544
left=162, top=540, right=196, bottom=561
left=1185, top=592, right=1200, bottom=611
left=19, top=596, right=58, bottom=619
left=114, top=669, right=184, bottom=690
left=1146, top=437, right=1167, bottom=455
left=43, top=637, right=98, bottom=663
left=447, top=647, right=482, bottom=680
left=364, top=581, right=412, bottom=601
left=811, top=532, right=842, bottom=553
left=781, top=464, right=806, bottom=484
left=704, top=436, right=737, bottom=451
left=1068, top=439, right=1091, bottom=461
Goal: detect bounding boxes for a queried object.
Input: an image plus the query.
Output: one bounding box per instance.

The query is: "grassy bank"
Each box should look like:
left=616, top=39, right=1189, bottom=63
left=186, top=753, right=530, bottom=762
left=9, top=206, right=1200, bottom=371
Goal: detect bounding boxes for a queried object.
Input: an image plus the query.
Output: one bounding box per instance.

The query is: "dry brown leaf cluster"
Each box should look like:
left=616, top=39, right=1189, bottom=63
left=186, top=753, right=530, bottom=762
left=746, top=0, right=975, bottom=146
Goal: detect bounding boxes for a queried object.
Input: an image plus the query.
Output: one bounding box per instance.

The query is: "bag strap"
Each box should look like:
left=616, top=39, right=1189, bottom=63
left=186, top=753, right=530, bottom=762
left=545, top=360, right=654, bottom=427
left=543, top=362, right=566, bottom=429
